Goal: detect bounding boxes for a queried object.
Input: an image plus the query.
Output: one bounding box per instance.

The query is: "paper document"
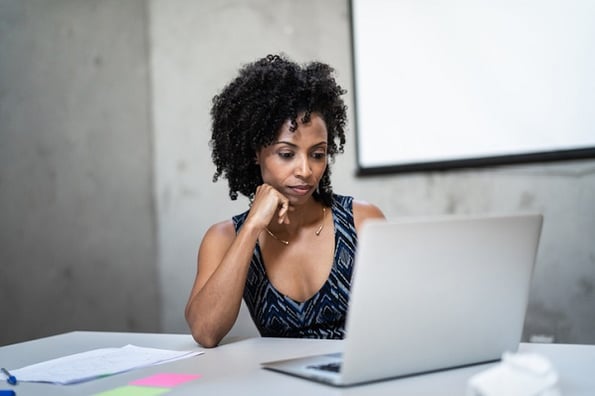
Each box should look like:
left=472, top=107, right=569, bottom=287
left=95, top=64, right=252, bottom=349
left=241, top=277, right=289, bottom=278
left=10, top=344, right=204, bottom=385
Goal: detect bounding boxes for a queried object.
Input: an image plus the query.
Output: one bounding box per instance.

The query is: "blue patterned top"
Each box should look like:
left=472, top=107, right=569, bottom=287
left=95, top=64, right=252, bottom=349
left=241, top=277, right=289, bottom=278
left=232, top=194, right=357, bottom=339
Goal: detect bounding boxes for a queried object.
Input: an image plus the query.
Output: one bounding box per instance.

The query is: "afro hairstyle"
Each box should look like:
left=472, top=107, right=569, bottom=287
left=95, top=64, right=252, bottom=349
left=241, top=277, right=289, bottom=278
left=209, top=54, right=348, bottom=207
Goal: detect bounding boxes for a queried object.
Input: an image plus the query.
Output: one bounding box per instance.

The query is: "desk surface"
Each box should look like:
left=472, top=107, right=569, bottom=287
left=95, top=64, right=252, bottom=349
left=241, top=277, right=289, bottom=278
left=0, top=331, right=594, bottom=395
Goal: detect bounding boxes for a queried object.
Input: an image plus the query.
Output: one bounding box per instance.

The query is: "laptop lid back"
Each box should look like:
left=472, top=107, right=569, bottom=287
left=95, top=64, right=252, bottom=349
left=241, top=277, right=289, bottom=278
left=340, top=214, right=543, bottom=384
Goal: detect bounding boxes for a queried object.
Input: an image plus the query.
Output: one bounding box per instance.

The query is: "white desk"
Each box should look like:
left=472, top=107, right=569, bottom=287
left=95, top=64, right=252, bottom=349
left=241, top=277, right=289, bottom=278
left=0, top=331, right=594, bottom=395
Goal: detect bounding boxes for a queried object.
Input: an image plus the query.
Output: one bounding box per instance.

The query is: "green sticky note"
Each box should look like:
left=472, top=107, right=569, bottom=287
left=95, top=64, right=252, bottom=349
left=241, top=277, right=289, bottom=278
left=92, top=385, right=170, bottom=396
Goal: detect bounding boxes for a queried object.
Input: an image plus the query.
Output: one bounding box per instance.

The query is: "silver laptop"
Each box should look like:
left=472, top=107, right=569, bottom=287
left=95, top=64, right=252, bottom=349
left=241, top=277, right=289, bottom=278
left=262, top=213, right=543, bottom=386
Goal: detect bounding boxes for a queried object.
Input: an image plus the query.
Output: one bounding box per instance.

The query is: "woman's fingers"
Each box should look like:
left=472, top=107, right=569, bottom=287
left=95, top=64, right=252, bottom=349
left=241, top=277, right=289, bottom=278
left=251, top=184, right=292, bottom=227
left=278, top=200, right=290, bottom=224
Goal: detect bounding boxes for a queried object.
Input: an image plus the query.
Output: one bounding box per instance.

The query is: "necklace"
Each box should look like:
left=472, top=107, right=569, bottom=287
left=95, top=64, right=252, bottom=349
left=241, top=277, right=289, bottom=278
left=264, top=206, right=326, bottom=246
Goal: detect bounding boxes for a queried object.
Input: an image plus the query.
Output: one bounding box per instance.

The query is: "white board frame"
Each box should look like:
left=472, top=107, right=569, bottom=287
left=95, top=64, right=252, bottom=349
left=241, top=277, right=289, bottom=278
left=350, top=0, right=595, bottom=175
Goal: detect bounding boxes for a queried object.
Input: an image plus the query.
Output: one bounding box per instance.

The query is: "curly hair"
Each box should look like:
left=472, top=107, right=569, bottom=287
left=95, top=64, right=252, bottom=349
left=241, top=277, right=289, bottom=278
left=209, top=54, right=348, bottom=207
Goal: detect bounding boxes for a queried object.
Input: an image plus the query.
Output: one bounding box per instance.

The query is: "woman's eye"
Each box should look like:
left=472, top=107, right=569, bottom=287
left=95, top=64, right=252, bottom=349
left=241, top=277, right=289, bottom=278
left=278, top=151, right=294, bottom=159
left=312, top=152, right=327, bottom=160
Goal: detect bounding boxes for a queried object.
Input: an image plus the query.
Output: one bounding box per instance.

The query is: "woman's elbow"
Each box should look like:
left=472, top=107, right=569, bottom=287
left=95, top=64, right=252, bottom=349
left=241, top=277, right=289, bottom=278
left=185, top=298, right=231, bottom=348
left=187, top=313, right=224, bottom=348
left=192, top=327, right=223, bottom=348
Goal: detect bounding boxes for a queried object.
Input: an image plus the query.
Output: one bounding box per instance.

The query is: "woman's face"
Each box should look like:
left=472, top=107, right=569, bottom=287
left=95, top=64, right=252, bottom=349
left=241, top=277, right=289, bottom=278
left=255, top=112, right=328, bottom=206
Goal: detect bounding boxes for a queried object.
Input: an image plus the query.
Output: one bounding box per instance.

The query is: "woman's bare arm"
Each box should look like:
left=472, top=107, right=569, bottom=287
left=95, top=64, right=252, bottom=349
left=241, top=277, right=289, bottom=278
left=184, top=220, right=260, bottom=347
left=185, top=184, right=291, bottom=347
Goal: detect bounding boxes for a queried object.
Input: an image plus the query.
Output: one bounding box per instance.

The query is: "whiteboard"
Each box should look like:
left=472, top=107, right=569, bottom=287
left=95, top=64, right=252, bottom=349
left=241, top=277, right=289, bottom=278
left=350, top=0, right=595, bottom=174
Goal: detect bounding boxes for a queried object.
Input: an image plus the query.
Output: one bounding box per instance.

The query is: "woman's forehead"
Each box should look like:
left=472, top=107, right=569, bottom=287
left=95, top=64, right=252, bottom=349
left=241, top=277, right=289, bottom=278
left=276, top=113, right=328, bottom=140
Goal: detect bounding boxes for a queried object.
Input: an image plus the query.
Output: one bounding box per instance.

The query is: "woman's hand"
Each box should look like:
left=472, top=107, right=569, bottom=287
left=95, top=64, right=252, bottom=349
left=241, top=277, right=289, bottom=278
left=247, top=184, right=292, bottom=229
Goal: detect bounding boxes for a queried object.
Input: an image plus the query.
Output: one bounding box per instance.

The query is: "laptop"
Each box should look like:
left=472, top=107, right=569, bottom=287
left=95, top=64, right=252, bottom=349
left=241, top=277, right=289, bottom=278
left=261, top=213, right=543, bottom=386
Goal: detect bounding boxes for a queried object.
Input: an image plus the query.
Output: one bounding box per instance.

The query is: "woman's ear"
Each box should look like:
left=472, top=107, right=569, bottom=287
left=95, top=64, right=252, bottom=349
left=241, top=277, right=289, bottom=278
left=254, top=152, right=260, bottom=165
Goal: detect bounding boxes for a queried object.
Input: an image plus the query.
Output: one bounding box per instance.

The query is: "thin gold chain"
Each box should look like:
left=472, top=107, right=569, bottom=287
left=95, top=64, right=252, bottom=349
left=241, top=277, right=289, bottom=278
left=265, top=206, right=326, bottom=246
left=264, top=227, right=289, bottom=245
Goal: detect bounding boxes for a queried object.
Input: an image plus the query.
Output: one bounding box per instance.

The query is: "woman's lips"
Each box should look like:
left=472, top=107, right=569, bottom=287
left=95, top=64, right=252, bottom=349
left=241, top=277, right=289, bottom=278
left=287, top=185, right=312, bottom=196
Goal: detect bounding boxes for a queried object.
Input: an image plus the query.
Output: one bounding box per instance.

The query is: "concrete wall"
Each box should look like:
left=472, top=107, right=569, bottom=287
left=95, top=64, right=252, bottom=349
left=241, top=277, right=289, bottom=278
left=148, top=0, right=355, bottom=339
left=1, top=0, right=593, bottom=346
left=150, top=0, right=595, bottom=344
left=0, top=1, right=160, bottom=345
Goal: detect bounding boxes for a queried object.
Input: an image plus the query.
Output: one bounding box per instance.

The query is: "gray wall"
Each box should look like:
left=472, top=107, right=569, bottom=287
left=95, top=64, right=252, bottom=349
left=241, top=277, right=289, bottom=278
left=0, top=1, right=160, bottom=345
left=1, top=0, right=593, bottom=346
left=150, top=0, right=595, bottom=344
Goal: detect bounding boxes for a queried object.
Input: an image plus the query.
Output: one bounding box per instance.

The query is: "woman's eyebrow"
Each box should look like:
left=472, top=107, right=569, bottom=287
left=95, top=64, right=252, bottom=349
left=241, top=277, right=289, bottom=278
left=273, top=140, right=328, bottom=148
left=273, top=140, right=297, bottom=147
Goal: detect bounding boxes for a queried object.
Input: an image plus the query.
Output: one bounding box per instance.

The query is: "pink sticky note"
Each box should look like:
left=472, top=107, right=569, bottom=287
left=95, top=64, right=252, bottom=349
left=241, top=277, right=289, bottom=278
left=130, top=373, right=201, bottom=387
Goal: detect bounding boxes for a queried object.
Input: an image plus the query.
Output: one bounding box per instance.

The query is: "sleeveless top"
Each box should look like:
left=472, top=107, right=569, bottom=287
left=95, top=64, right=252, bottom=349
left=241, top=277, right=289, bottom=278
left=232, top=194, right=358, bottom=338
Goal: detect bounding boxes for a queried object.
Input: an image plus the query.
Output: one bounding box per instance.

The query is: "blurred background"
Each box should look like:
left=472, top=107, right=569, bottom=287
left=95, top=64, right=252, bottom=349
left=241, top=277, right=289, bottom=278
left=1, top=0, right=593, bottom=346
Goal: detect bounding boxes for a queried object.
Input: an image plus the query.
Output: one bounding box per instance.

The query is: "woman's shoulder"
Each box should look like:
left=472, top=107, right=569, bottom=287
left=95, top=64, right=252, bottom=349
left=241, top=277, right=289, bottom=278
left=350, top=198, right=385, bottom=231
left=203, top=219, right=236, bottom=244
left=196, top=219, right=237, bottom=261
left=352, top=199, right=384, bottom=218
left=331, top=194, right=384, bottom=218
left=203, top=207, right=253, bottom=241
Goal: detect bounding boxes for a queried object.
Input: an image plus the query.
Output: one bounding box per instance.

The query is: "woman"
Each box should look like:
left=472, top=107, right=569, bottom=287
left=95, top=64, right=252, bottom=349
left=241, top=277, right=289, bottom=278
left=185, top=54, right=385, bottom=347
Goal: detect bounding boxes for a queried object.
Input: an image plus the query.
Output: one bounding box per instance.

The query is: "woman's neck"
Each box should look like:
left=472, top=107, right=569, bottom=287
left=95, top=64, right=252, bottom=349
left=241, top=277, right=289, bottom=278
left=269, top=200, right=325, bottom=235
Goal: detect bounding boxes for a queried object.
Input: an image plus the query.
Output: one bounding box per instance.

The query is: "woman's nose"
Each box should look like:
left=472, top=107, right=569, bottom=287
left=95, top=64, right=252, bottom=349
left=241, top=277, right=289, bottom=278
left=294, top=155, right=312, bottom=178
